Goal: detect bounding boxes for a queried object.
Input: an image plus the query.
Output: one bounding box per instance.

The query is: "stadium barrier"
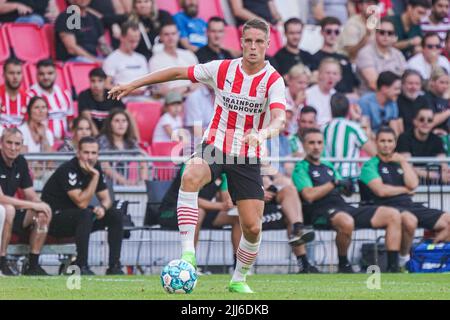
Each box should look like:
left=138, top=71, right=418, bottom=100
left=7, top=154, right=450, bottom=274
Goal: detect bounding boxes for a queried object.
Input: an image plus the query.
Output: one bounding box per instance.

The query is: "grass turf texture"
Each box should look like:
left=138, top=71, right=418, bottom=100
left=0, top=274, right=449, bottom=300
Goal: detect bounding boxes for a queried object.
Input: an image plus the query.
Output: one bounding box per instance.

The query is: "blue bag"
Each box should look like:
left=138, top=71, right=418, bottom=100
left=407, top=241, right=450, bottom=273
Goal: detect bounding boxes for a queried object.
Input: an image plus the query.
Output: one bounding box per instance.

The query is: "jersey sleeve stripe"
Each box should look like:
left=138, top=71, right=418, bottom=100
left=231, top=66, right=244, bottom=93
left=265, top=71, right=281, bottom=98
left=269, top=103, right=285, bottom=110
left=187, top=65, right=198, bottom=83
left=223, top=110, right=238, bottom=154
left=206, top=105, right=223, bottom=145
left=216, top=60, right=232, bottom=90
left=249, top=71, right=267, bottom=97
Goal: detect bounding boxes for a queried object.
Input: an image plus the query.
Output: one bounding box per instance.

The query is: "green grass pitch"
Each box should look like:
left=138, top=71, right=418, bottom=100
left=0, top=274, right=449, bottom=300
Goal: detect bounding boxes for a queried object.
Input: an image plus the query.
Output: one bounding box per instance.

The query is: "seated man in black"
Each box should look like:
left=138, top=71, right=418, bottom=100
left=293, top=128, right=403, bottom=273
left=41, top=137, right=123, bottom=275
left=361, top=126, right=450, bottom=268
left=78, top=68, right=125, bottom=135
left=0, top=128, right=52, bottom=276
left=396, top=106, right=450, bottom=183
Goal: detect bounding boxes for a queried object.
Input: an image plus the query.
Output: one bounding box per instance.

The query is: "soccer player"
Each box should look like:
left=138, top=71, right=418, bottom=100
left=293, top=128, right=402, bottom=273
left=109, top=19, right=293, bottom=293
left=360, top=126, right=450, bottom=267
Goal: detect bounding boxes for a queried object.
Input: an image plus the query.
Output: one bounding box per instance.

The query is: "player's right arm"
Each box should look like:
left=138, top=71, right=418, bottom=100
left=107, top=67, right=189, bottom=100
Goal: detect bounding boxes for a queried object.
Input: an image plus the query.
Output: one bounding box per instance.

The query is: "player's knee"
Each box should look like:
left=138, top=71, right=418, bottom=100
left=242, top=223, right=261, bottom=238
left=181, top=170, right=204, bottom=190
left=401, top=213, right=418, bottom=232
left=4, top=205, right=16, bottom=224
left=384, top=207, right=401, bottom=226
left=335, top=215, right=354, bottom=234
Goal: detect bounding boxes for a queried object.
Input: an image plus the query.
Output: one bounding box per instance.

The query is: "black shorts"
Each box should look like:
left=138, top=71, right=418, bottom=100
left=48, top=207, right=121, bottom=237
left=191, top=143, right=264, bottom=204
left=159, top=207, right=220, bottom=230
left=391, top=201, right=444, bottom=230
left=12, top=209, right=30, bottom=238
left=305, top=203, right=378, bottom=230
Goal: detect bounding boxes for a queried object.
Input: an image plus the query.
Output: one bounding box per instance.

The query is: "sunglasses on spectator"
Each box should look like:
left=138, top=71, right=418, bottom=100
left=324, top=29, right=340, bottom=35
left=425, top=44, right=441, bottom=49
left=376, top=29, right=395, bottom=36
left=418, top=117, right=433, bottom=123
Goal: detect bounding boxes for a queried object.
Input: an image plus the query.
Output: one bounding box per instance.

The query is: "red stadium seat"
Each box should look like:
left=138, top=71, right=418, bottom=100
left=267, top=26, right=283, bottom=57
left=223, top=26, right=241, bottom=53
left=197, top=0, right=224, bottom=21
left=55, top=0, right=68, bottom=12
left=24, top=62, right=70, bottom=92
left=127, top=101, right=163, bottom=145
left=64, top=62, right=100, bottom=95
left=42, top=24, right=56, bottom=60
left=0, top=25, right=10, bottom=62
left=0, top=63, right=3, bottom=87
left=4, top=23, right=50, bottom=63
left=151, top=141, right=183, bottom=181
left=155, top=0, right=180, bottom=14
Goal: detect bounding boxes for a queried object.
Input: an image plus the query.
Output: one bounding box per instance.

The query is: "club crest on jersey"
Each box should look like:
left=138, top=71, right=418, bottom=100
left=312, top=170, right=320, bottom=178
left=382, top=167, right=389, bottom=174
left=16, top=173, right=20, bottom=179
left=327, top=169, right=333, bottom=176
left=68, top=172, right=77, bottom=186
left=397, top=168, right=404, bottom=175
left=257, top=82, right=267, bottom=95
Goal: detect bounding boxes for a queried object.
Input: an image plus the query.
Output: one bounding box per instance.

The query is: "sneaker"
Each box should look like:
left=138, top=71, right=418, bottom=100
left=288, top=228, right=315, bottom=247
left=23, top=265, right=50, bottom=276
left=181, top=251, right=197, bottom=269
left=0, top=263, right=17, bottom=276
left=298, top=264, right=321, bottom=274
left=338, top=264, right=354, bottom=273
left=106, top=266, right=125, bottom=275
left=79, top=266, right=95, bottom=276
left=228, top=281, right=254, bottom=293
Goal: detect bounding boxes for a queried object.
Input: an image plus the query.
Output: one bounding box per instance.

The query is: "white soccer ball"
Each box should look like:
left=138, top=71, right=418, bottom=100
left=160, top=259, right=198, bottom=294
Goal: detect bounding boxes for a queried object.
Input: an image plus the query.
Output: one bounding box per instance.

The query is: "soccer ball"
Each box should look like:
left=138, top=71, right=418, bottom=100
left=160, top=259, right=198, bottom=294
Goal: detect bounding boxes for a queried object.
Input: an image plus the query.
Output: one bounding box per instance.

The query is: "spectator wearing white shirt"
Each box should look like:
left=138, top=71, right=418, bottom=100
left=18, top=96, right=54, bottom=153
left=285, top=63, right=311, bottom=135
left=305, top=58, right=341, bottom=127
left=148, top=23, right=199, bottom=98
left=103, top=21, right=150, bottom=103
left=407, top=32, right=450, bottom=80
left=153, top=91, right=184, bottom=143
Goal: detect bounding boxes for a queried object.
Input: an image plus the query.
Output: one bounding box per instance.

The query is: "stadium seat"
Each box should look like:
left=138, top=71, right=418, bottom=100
left=64, top=62, right=100, bottom=96
left=4, top=23, right=50, bottom=63
left=0, top=25, right=10, bottom=62
left=0, top=63, right=3, bottom=86
left=127, top=101, right=162, bottom=145
left=155, top=0, right=180, bottom=14
left=55, top=0, right=68, bottom=12
left=24, top=62, right=70, bottom=92
left=197, top=0, right=224, bottom=21
left=151, top=141, right=183, bottom=181
left=223, top=26, right=241, bottom=53
left=42, top=24, right=56, bottom=60
left=267, top=26, right=283, bottom=57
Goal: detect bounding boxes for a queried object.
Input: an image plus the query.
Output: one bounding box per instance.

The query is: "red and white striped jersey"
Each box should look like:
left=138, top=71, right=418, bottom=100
left=187, top=58, right=286, bottom=158
left=28, top=84, right=73, bottom=140
left=0, top=85, right=28, bottom=128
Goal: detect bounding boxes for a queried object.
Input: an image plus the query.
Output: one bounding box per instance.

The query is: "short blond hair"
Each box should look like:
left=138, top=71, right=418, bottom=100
left=318, top=57, right=342, bottom=74
left=288, top=63, right=311, bottom=78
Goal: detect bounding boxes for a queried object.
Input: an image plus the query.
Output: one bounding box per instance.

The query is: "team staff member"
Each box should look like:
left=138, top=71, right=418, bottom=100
left=41, top=137, right=124, bottom=275
left=0, top=127, right=52, bottom=276
left=293, top=128, right=403, bottom=273
left=360, top=126, right=450, bottom=267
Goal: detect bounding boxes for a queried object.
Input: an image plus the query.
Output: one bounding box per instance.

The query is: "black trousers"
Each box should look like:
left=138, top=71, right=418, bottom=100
left=49, top=207, right=123, bottom=267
